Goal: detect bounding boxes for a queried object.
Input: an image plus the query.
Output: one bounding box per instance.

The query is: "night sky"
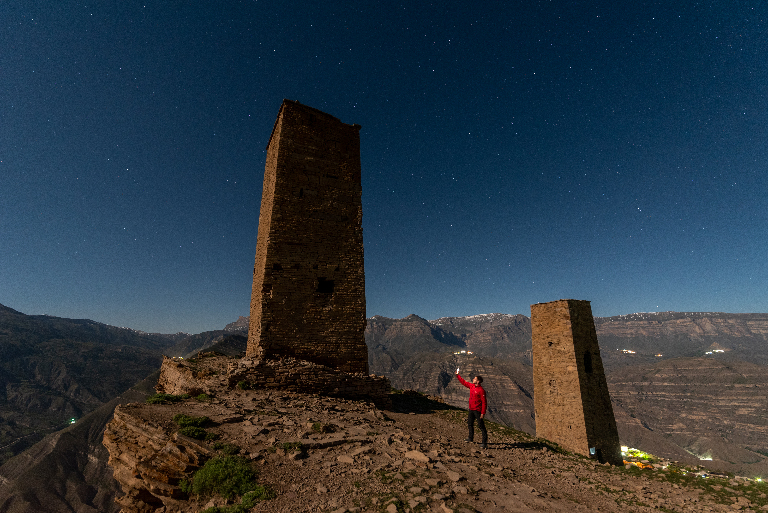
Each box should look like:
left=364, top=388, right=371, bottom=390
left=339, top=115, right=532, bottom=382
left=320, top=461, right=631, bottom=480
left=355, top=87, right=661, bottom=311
left=2, top=2, right=766, bottom=334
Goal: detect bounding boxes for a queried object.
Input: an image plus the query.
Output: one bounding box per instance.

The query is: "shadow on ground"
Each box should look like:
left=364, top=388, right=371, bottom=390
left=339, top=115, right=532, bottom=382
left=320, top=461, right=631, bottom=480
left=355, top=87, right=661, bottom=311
left=390, top=390, right=462, bottom=414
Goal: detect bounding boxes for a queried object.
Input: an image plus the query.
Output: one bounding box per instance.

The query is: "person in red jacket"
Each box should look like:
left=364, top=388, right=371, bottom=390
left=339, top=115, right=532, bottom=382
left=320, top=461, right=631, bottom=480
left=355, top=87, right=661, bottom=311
left=456, top=368, right=488, bottom=449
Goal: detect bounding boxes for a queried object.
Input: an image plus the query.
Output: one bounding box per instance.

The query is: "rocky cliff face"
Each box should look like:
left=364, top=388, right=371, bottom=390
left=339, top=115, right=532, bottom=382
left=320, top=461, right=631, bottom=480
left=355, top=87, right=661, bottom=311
left=104, top=403, right=217, bottom=512
left=595, top=312, right=768, bottom=365
left=608, top=356, right=768, bottom=477
left=434, top=313, right=532, bottom=361
left=223, top=316, right=249, bottom=332
left=104, top=352, right=392, bottom=512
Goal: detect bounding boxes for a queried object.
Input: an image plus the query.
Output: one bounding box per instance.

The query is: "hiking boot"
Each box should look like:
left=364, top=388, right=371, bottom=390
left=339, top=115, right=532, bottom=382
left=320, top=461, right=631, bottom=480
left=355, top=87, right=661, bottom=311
left=464, top=438, right=473, bottom=442
left=480, top=443, right=487, bottom=449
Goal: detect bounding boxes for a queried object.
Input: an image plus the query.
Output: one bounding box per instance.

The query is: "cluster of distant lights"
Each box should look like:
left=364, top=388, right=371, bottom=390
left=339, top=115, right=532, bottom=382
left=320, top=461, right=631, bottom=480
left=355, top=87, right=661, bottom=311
left=617, top=348, right=726, bottom=356
left=614, top=351, right=762, bottom=482
left=617, top=349, right=663, bottom=357
left=621, top=446, right=644, bottom=457
left=621, top=446, right=765, bottom=482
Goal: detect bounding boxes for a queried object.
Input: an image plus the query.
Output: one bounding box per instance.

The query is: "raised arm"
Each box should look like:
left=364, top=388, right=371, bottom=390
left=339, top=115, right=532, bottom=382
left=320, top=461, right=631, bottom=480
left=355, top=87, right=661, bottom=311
left=456, top=373, right=470, bottom=388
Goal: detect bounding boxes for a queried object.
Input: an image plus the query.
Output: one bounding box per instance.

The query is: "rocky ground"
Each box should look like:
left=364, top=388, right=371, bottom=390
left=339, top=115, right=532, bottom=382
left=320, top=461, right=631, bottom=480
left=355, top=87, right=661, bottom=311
left=104, top=354, right=768, bottom=513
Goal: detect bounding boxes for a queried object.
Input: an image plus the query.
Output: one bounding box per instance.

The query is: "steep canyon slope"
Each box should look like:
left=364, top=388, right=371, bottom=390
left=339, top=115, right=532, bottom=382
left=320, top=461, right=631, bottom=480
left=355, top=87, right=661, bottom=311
left=0, top=335, right=249, bottom=513
left=0, top=303, right=236, bottom=466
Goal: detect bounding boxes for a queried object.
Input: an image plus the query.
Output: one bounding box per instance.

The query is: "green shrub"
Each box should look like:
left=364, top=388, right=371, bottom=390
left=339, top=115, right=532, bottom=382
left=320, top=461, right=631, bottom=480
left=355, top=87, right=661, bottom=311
left=280, top=442, right=303, bottom=452
left=178, top=426, right=208, bottom=439
left=212, top=441, right=241, bottom=455
left=236, top=381, right=250, bottom=390
left=312, top=422, right=336, bottom=433
left=244, top=487, right=276, bottom=503
left=199, top=485, right=275, bottom=512
left=196, top=393, right=212, bottom=401
left=181, top=456, right=262, bottom=500
left=177, top=426, right=219, bottom=441
left=173, top=414, right=209, bottom=428
left=146, top=393, right=185, bottom=404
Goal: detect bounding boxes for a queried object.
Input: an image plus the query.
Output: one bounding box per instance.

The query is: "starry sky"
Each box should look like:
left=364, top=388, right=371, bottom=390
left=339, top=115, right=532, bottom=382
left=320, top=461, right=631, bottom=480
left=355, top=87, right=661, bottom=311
left=2, top=1, right=766, bottom=334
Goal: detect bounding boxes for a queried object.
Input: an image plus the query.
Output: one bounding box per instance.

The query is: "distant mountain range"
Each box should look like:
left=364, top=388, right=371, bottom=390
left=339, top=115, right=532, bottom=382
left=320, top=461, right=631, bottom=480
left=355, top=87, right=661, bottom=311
left=1, top=304, right=768, bottom=511
left=369, top=310, right=768, bottom=374
left=596, top=311, right=768, bottom=366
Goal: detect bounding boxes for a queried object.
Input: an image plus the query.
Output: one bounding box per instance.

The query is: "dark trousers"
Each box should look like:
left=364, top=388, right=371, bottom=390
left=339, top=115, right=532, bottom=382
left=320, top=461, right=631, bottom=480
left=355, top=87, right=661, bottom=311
left=467, top=410, right=487, bottom=444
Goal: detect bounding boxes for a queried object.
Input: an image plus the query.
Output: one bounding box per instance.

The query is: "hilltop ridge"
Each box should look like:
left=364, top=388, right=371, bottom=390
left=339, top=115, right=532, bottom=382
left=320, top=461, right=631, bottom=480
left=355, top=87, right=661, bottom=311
left=102, top=352, right=768, bottom=512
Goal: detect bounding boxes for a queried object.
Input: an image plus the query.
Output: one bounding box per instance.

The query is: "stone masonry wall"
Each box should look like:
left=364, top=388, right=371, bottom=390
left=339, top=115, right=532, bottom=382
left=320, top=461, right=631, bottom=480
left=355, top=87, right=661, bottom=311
left=228, top=357, right=391, bottom=410
left=531, top=299, right=622, bottom=465
left=155, top=355, right=391, bottom=410
left=248, top=100, right=368, bottom=374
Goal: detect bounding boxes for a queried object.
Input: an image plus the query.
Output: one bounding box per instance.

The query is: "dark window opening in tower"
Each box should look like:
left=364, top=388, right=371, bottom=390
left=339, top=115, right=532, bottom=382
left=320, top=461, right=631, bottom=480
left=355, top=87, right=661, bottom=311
left=317, top=277, right=335, bottom=294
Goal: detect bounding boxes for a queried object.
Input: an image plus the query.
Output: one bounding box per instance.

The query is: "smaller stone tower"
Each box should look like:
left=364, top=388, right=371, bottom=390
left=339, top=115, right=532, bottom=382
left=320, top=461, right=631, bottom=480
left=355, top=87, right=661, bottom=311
left=530, top=299, right=622, bottom=465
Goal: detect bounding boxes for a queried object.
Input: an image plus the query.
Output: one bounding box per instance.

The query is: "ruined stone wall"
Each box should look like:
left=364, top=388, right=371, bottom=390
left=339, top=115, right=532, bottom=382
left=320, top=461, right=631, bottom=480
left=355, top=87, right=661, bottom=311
left=531, top=299, right=622, bottom=465
left=155, top=355, right=391, bottom=409
left=248, top=100, right=368, bottom=374
left=228, top=357, right=391, bottom=409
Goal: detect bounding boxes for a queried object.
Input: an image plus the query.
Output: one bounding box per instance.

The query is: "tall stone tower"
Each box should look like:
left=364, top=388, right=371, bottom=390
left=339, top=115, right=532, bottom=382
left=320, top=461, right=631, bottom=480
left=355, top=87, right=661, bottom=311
left=247, top=100, right=368, bottom=375
left=530, top=299, right=622, bottom=465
